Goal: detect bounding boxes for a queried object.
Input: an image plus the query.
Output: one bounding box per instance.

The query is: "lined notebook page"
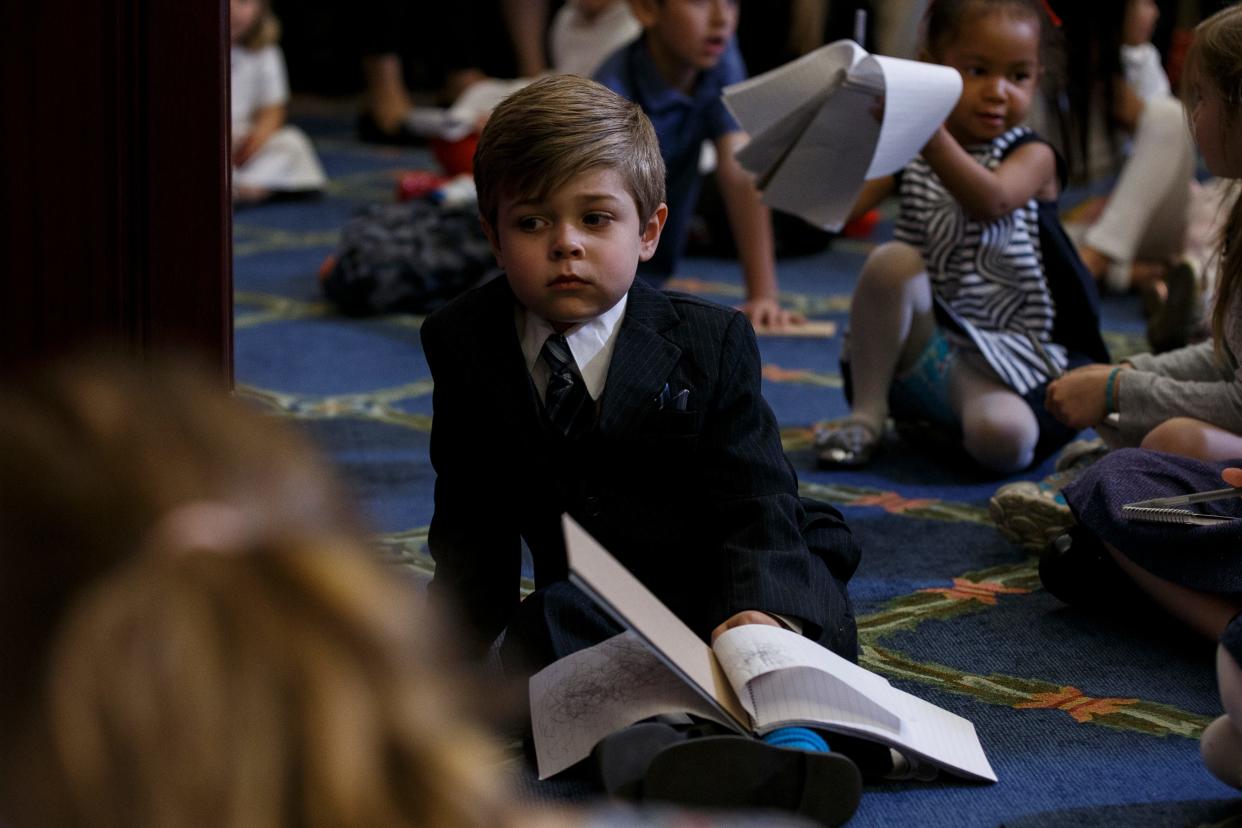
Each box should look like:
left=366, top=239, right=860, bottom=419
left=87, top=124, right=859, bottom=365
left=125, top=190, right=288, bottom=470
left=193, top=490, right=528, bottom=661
left=714, top=625, right=997, bottom=783
left=750, top=673, right=995, bottom=782
left=714, top=624, right=894, bottom=703
left=747, top=667, right=900, bottom=734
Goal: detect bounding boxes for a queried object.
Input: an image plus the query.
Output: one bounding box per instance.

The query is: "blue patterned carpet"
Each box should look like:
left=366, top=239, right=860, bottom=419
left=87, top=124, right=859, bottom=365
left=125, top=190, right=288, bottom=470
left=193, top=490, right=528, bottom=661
left=234, top=114, right=1242, bottom=826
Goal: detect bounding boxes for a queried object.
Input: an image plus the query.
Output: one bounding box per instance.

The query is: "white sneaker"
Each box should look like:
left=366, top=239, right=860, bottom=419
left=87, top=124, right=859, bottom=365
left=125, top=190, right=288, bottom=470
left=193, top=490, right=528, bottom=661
left=989, top=480, right=1074, bottom=553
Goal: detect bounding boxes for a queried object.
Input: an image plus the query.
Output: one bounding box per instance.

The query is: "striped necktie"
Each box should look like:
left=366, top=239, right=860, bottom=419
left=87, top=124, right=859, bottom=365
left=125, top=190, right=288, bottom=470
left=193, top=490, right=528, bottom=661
left=539, top=333, right=594, bottom=438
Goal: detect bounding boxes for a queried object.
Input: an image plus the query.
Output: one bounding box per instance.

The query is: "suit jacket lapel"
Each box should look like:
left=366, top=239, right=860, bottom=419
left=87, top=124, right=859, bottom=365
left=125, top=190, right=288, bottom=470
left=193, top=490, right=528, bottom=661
left=476, top=277, right=543, bottom=435
left=598, top=280, right=682, bottom=435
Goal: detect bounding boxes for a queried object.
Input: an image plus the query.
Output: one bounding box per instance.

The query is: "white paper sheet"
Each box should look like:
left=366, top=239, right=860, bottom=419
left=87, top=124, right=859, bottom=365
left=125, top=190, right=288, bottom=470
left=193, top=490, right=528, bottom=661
left=530, top=631, right=734, bottom=779
left=715, top=625, right=997, bottom=783
left=723, top=40, right=866, bottom=130
left=757, top=80, right=880, bottom=230
left=713, top=625, right=898, bottom=731
left=723, top=40, right=962, bottom=231
left=845, top=682, right=998, bottom=783
left=563, top=515, right=749, bottom=729
left=866, top=56, right=961, bottom=177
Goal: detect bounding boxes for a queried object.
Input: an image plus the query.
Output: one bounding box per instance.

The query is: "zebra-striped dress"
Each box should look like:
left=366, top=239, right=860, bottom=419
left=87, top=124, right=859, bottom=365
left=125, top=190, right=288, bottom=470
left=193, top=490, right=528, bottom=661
left=894, top=126, right=1067, bottom=395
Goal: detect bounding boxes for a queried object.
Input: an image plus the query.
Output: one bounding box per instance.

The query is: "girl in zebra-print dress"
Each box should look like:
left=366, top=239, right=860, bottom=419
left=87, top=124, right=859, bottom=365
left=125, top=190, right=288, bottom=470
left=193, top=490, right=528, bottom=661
left=816, top=0, right=1106, bottom=473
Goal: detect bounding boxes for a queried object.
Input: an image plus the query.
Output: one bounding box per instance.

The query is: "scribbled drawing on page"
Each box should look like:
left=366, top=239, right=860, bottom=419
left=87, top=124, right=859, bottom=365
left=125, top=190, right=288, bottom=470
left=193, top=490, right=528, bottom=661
left=529, top=631, right=732, bottom=779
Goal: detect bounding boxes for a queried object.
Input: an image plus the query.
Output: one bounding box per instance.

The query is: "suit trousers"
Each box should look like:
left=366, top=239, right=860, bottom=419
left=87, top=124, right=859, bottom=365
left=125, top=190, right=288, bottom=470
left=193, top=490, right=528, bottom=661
left=498, top=497, right=860, bottom=680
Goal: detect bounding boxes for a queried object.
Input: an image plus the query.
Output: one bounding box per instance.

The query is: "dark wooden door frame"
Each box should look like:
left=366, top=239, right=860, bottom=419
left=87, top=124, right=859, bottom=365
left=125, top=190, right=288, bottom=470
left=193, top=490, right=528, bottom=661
left=2, top=0, right=232, bottom=383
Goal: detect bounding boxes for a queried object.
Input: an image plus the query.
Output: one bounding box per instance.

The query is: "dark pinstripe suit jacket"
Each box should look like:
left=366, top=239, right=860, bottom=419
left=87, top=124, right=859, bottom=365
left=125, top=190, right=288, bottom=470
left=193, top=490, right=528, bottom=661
left=422, top=276, right=859, bottom=656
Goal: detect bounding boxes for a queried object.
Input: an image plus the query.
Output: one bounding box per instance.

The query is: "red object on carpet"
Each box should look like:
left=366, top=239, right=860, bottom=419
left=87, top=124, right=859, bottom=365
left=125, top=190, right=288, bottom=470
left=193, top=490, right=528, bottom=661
left=317, top=254, right=337, bottom=284
left=430, top=133, right=480, bottom=176
left=841, top=209, right=880, bottom=239
left=395, top=170, right=448, bottom=202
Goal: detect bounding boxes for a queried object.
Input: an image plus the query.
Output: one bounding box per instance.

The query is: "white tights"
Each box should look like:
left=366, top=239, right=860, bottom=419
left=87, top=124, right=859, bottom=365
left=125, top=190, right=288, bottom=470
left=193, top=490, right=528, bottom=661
left=1083, top=96, right=1196, bottom=292
left=846, top=242, right=1039, bottom=473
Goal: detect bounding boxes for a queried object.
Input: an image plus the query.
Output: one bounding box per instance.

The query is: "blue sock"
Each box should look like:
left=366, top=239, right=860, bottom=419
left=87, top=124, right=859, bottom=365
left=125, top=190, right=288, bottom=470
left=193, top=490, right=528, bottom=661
left=762, top=726, right=830, bottom=753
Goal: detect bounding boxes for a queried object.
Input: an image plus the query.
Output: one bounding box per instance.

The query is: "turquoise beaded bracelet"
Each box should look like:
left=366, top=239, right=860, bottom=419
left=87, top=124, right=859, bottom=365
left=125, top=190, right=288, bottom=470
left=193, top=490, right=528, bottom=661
left=1104, top=366, right=1122, bottom=414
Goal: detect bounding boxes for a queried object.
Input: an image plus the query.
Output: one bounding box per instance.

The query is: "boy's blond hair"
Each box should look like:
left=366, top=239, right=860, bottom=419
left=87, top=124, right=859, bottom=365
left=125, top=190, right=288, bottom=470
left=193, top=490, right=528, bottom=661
left=473, top=74, right=665, bottom=230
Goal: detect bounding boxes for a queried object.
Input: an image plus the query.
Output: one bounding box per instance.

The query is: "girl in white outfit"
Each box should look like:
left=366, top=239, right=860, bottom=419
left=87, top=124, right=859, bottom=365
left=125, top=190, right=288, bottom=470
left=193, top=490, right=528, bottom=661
left=1074, top=0, right=1197, bottom=295
left=230, top=0, right=327, bottom=203
left=549, top=0, right=641, bottom=79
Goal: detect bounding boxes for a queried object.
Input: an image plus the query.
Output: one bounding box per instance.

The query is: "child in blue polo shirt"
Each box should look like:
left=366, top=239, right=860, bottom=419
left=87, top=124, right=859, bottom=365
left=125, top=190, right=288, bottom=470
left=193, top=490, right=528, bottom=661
left=594, top=0, right=801, bottom=329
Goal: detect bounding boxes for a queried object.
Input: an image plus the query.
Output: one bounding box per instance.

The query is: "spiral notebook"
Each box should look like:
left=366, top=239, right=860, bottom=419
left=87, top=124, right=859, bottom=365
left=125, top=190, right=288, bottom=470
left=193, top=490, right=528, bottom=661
left=1122, top=485, right=1242, bottom=526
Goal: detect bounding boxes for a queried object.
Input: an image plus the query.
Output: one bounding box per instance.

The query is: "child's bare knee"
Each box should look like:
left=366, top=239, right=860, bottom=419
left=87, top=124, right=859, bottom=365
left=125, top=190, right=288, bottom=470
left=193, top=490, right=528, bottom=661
left=1141, top=418, right=1208, bottom=457
left=962, top=415, right=1036, bottom=473
left=859, top=241, right=925, bottom=291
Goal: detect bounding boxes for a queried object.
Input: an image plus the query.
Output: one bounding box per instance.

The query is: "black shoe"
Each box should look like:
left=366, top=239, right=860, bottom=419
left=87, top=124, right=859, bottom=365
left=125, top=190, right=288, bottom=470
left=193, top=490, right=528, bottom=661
left=1039, top=526, right=1149, bottom=611
left=642, top=734, right=862, bottom=826
left=825, top=732, right=900, bottom=781
left=590, top=722, right=688, bottom=800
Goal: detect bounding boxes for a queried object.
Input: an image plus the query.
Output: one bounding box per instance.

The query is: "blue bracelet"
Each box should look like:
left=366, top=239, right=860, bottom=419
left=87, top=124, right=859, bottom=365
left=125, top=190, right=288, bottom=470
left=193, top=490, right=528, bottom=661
left=1104, top=367, right=1122, bottom=414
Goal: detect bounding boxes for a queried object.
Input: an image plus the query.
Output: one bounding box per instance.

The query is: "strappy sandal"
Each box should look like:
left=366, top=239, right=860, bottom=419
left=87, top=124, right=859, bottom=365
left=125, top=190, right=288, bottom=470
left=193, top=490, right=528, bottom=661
left=814, top=419, right=880, bottom=470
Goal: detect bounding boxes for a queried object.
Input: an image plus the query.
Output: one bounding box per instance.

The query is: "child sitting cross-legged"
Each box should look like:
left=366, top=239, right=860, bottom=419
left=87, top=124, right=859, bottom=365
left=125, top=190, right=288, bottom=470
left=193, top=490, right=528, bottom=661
left=814, top=0, right=1108, bottom=474
left=992, top=2, right=1242, bottom=553
left=421, top=74, right=867, bottom=823
left=1035, top=450, right=1242, bottom=790
left=229, top=0, right=326, bottom=202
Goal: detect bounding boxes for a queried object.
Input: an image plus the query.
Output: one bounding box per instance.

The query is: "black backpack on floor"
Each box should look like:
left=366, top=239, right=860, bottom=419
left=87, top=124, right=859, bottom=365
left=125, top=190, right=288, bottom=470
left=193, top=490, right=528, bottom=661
left=321, top=199, right=496, bottom=315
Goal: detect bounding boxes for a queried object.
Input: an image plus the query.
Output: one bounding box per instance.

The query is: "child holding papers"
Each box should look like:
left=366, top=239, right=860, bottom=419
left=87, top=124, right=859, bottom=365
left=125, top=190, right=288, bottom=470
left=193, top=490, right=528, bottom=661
left=991, top=1, right=1242, bottom=551
left=421, top=74, right=865, bottom=821
left=811, top=0, right=1108, bottom=473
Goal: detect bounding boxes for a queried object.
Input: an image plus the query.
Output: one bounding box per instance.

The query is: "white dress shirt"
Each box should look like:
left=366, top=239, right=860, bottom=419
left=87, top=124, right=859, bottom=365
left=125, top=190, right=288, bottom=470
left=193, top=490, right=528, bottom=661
left=519, top=295, right=628, bottom=402
left=514, top=294, right=802, bottom=635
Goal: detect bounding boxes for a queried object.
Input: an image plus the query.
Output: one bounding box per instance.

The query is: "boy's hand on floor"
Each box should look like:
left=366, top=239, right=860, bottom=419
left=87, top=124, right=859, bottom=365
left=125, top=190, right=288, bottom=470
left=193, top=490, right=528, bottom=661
left=741, top=297, right=805, bottom=331
left=711, top=610, right=782, bottom=643
left=1224, top=468, right=1242, bottom=488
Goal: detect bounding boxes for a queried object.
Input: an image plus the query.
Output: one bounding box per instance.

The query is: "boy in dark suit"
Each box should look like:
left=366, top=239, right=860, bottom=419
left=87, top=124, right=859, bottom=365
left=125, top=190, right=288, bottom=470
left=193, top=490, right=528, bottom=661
left=421, top=74, right=863, bottom=820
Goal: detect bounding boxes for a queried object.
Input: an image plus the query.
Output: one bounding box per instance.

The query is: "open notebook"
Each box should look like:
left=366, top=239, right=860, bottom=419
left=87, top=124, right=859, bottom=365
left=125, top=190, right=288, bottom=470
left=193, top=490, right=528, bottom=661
left=721, top=39, right=961, bottom=231
left=529, top=515, right=997, bottom=782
